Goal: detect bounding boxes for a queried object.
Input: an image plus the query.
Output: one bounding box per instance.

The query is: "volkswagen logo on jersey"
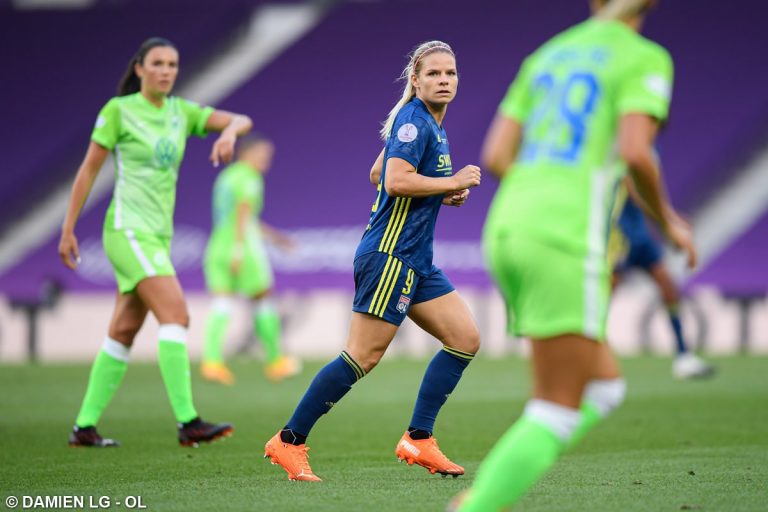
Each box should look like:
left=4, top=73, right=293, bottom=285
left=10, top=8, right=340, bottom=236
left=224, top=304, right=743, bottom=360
left=155, top=138, right=178, bottom=168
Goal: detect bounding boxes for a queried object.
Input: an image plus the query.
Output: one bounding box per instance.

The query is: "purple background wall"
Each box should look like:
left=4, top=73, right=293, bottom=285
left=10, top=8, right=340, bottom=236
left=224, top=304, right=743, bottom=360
left=1, top=0, right=767, bottom=299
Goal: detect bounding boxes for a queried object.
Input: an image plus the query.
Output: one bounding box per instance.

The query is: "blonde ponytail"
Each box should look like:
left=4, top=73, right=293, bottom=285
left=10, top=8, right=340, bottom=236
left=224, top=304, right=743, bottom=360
left=379, top=40, right=455, bottom=140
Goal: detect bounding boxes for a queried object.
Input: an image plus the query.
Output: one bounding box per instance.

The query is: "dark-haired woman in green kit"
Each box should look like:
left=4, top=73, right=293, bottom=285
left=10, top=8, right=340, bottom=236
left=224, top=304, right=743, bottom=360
left=59, top=37, right=252, bottom=447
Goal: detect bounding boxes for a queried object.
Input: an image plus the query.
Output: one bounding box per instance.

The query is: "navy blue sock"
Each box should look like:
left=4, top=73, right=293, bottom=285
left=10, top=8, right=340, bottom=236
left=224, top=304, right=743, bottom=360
left=668, top=304, right=687, bottom=354
left=409, top=347, right=474, bottom=433
left=285, top=351, right=365, bottom=441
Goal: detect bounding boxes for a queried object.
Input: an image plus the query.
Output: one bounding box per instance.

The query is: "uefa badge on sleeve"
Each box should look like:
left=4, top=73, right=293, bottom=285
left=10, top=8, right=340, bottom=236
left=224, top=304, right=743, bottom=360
left=397, top=123, right=418, bottom=142
left=397, top=295, right=411, bottom=314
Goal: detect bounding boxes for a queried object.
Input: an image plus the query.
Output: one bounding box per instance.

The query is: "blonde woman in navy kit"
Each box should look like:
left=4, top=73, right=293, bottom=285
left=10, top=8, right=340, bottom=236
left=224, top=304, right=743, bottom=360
left=263, top=40, right=482, bottom=482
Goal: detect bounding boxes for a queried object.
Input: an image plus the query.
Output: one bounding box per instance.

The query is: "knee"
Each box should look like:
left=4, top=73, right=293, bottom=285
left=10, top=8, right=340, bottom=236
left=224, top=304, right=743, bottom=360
left=158, top=306, right=190, bottom=327
left=444, top=324, right=481, bottom=355
left=110, top=335, right=135, bottom=348
left=177, top=310, right=191, bottom=328
left=663, top=290, right=680, bottom=306
left=348, top=348, right=385, bottom=374
left=359, top=352, right=384, bottom=373
left=109, top=322, right=141, bottom=346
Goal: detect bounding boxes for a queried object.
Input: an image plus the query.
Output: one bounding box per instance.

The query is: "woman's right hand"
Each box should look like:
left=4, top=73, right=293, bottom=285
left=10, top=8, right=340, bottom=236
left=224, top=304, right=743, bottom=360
left=58, top=230, right=80, bottom=270
left=451, top=165, right=482, bottom=191
left=664, top=214, right=697, bottom=269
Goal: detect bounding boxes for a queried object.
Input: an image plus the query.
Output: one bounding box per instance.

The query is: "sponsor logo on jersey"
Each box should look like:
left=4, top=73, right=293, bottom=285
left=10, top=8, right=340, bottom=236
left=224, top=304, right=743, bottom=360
left=95, top=115, right=106, bottom=129
left=397, top=294, right=411, bottom=314
left=397, top=123, right=418, bottom=142
left=437, top=153, right=453, bottom=174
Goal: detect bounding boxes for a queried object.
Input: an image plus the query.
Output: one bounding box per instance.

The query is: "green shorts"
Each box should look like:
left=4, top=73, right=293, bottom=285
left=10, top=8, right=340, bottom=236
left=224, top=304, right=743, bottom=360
left=203, top=240, right=273, bottom=296
left=483, top=232, right=609, bottom=342
left=103, top=229, right=176, bottom=293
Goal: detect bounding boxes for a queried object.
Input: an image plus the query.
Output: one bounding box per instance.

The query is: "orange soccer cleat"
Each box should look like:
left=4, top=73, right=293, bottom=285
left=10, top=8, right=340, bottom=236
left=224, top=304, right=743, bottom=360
left=264, top=432, right=322, bottom=482
left=200, top=361, right=235, bottom=386
left=395, top=431, right=465, bottom=477
left=265, top=355, right=302, bottom=382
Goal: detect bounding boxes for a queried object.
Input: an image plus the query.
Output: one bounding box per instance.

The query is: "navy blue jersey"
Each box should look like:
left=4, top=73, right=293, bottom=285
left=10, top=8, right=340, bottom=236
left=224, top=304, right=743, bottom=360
left=356, top=98, right=452, bottom=276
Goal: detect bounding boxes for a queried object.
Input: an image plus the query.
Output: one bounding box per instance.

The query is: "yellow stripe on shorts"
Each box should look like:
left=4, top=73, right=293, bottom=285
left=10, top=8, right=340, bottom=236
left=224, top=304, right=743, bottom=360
left=368, top=255, right=394, bottom=314
left=375, top=259, right=403, bottom=317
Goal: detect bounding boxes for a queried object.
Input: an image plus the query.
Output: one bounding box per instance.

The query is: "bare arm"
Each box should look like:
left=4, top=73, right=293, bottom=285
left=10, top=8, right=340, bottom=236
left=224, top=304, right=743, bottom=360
left=384, top=158, right=481, bottom=198
left=481, top=114, right=523, bottom=179
left=370, top=148, right=384, bottom=186
left=625, top=173, right=690, bottom=231
left=619, top=113, right=696, bottom=267
left=205, top=110, right=253, bottom=167
left=58, top=142, right=110, bottom=269
left=619, top=115, right=668, bottom=225
left=260, top=221, right=295, bottom=250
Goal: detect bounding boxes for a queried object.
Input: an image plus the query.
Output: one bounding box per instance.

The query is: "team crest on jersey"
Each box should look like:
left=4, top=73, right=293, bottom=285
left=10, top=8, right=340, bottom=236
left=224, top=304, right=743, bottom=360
left=397, top=123, right=418, bottom=142
left=155, top=138, right=177, bottom=167
left=397, top=295, right=411, bottom=314
left=153, top=251, right=168, bottom=267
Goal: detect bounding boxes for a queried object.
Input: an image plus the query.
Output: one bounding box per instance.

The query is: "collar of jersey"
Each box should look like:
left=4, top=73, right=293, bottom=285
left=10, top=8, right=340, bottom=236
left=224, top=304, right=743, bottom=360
left=135, top=91, right=170, bottom=112
left=410, top=97, right=443, bottom=129
left=588, top=17, right=638, bottom=38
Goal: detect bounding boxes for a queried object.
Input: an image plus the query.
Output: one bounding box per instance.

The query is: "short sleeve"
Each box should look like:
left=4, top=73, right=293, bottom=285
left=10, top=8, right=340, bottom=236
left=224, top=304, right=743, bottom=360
left=498, top=57, right=535, bottom=122
left=616, top=47, right=674, bottom=122
left=91, top=98, right=121, bottom=150
left=180, top=97, right=214, bottom=137
left=386, top=113, right=430, bottom=171
left=235, top=172, right=259, bottom=204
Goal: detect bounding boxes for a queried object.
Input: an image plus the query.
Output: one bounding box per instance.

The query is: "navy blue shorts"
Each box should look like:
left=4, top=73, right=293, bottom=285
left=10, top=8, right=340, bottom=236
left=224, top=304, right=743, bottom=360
left=352, top=252, right=455, bottom=326
left=622, top=238, right=663, bottom=270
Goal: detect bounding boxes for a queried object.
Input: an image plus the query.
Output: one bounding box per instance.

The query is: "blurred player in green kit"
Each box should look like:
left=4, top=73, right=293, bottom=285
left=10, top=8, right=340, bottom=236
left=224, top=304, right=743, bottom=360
left=58, top=37, right=253, bottom=447
left=452, top=0, right=697, bottom=509
left=201, top=135, right=300, bottom=385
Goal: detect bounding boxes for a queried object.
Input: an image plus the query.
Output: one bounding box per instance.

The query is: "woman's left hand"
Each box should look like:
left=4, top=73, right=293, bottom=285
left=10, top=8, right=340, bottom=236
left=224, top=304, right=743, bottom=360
left=443, top=189, right=469, bottom=207
left=210, top=132, right=237, bottom=167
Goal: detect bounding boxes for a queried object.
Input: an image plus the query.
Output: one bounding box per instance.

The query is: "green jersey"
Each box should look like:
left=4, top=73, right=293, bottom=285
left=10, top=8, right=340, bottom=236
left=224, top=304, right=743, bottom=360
left=209, top=161, right=264, bottom=247
left=91, top=93, right=214, bottom=236
left=485, top=19, right=673, bottom=256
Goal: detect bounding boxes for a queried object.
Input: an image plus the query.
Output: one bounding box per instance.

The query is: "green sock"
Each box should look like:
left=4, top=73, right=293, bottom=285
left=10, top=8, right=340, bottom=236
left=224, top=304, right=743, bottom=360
left=253, top=301, right=282, bottom=364
left=461, top=406, right=574, bottom=511
left=75, top=338, right=129, bottom=427
left=203, top=305, right=231, bottom=363
left=568, top=378, right=625, bottom=450
left=157, top=324, right=198, bottom=423
left=567, top=400, right=602, bottom=449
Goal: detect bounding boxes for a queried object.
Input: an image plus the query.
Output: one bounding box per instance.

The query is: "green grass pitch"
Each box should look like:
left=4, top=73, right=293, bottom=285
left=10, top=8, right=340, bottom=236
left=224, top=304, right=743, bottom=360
left=1, top=356, right=766, bottom=511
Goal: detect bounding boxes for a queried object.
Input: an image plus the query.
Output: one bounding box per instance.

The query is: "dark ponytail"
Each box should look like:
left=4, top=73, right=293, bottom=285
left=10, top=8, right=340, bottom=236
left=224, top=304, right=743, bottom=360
left=117, top=37, right=177, bottom=96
